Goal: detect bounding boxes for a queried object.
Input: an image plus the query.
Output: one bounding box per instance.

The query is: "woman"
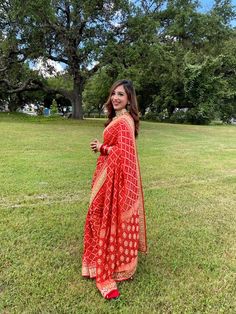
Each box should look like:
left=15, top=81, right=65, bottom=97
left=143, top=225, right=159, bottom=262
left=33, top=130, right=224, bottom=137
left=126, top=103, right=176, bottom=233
left=82, top=79, right=147, bottom=299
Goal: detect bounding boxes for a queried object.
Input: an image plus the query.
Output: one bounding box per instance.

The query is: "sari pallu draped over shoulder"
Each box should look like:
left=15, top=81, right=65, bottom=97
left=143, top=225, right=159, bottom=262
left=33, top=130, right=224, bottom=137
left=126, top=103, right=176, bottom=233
left=82, top=113, right=147, bottom=298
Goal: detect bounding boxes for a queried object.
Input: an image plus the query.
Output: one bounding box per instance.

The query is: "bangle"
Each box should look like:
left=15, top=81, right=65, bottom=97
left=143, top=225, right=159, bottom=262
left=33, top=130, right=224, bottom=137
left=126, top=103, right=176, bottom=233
left=100, top=144, right=105, bottom=155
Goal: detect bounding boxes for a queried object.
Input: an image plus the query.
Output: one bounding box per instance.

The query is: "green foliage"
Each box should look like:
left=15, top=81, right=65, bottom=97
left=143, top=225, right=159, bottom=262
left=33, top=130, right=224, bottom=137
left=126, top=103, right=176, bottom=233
left=51, top=99, right=58, bottom=115
left=83, top=68, right=113, bottom=116
left=0, top=34, right=47, bottom=111
left=186, top=103, right=216, bottom=125
left=169, top=110, right=188, bottom=124
left=216, top=37, right=236, bottom=122
left=1, top=0, right=133, bottom=118
left=1, top=0, right=236, bottom=123
left=47, top=74, right=73, bottom=91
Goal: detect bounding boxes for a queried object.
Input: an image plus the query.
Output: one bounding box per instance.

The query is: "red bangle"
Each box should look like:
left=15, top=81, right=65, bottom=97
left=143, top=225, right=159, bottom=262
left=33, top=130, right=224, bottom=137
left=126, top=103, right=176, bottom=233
left=100, top=144, right=105, bottom=155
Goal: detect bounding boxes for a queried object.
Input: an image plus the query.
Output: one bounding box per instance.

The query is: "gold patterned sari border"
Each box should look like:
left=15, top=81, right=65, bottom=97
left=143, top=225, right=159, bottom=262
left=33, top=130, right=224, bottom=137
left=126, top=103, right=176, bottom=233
left=90, top=166, right=107, bottom=205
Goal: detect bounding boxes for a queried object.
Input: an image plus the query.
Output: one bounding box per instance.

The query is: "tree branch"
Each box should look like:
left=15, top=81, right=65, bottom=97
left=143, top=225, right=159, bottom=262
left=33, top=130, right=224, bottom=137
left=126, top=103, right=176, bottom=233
left=0, top=77, right=73, bottom=101
left=46, top=47, right=69, bottom=64
left=87, top=62, right=100, bottom=76
left=0, top=66, right=8, bottom=73
left=56, top=4, right=71, bottom=29
left=0, top=79, right=12, bottom=88
left=0, top=78, right=41, bottom=93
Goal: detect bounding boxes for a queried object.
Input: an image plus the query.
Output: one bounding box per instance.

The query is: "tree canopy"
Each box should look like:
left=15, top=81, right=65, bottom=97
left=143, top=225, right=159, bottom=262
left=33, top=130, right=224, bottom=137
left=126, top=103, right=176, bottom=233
left=0, top=0, right=236, bottom=124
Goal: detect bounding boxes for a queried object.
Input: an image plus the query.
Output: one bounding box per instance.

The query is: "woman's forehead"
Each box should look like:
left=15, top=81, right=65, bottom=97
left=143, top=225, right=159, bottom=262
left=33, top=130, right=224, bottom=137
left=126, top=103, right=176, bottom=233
left=113, top=85, right=126, bottom=93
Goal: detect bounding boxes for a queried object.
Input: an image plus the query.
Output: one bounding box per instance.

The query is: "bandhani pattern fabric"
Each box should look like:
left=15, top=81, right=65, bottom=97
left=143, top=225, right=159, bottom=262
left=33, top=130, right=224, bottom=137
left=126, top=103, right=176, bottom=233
left=82, top=113, right=147, bottom=298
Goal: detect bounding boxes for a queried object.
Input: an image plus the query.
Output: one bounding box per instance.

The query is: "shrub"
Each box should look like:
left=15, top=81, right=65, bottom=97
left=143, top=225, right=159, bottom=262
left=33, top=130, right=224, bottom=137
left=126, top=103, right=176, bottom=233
left=185, top=103, right=216, bottom=125
left=51, top=99, right=58, bottom=115
left=143, top=109, right=168, bottom=122
left=169, top=110, right=187, bottom=124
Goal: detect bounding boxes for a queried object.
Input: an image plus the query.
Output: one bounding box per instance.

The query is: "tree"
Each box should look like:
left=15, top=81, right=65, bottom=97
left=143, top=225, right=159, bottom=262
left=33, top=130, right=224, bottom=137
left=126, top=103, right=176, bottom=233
left=1, top=0, right=235, bottom=124
left=0, top=39, right=46, bottom=110
left=216, top=33, right=236, bottom=122
left=0, top=3, right=47, bottom=109
left=4, top=0, right=131, bottom=118
left=83, top=68, right=113, bottom=117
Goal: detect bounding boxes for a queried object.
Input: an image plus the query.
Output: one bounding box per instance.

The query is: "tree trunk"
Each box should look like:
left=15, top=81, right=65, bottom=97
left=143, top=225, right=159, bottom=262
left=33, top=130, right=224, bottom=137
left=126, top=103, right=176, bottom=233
left=72, top=75, right=84, bottom=119
left=140, top=106, right=146, bottom=116
left=9, top=94, right=22, bottom=112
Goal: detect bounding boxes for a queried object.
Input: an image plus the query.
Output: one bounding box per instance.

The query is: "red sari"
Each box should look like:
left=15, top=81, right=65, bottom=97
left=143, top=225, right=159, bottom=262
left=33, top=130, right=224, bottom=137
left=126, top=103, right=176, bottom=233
left=82, top=113, right=147, bottom=298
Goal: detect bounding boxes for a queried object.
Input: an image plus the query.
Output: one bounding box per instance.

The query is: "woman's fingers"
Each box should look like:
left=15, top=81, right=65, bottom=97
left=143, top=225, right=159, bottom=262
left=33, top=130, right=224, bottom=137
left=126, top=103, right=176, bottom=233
left=90, top=140, right=98, bottom=152
left=90, top=139, right=101, bottom=153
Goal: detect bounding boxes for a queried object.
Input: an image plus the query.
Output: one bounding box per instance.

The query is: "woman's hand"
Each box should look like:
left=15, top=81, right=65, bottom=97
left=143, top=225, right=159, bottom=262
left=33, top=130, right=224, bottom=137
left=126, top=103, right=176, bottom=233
left=90, top=139, right=102, bottom=153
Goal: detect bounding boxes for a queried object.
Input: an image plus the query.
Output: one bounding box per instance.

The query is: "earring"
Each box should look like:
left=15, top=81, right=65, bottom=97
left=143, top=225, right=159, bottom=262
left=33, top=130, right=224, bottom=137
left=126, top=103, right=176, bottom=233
left=126, top=103, right=130, bottom=111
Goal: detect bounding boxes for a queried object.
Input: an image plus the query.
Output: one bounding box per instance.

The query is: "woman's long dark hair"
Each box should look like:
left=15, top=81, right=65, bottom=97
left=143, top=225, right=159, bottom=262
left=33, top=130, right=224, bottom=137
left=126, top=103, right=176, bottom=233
left=104, top=79, right=139, bottom=137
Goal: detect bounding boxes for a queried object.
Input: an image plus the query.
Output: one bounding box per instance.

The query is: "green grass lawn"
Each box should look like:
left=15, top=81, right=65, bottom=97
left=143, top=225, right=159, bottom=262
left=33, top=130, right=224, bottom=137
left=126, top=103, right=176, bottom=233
left=0, top=113, right=235, bottom=313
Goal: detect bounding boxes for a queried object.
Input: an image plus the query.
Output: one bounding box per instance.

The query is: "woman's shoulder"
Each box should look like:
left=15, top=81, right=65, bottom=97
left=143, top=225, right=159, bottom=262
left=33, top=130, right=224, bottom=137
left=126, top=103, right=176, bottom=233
left=108, top=113, right=134, bottom=134
left=119, top=113, right=135, bottom=131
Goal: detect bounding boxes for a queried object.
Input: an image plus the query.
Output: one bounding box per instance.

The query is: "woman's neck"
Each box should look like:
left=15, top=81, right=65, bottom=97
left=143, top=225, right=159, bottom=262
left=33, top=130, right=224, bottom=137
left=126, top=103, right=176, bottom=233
left=115, top=108, right=127, bottom=117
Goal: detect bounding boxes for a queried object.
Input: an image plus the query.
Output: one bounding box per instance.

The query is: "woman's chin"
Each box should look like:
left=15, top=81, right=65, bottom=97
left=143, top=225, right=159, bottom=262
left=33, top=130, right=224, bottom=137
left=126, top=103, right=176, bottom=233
left=113, top=106, right=124, bottom=111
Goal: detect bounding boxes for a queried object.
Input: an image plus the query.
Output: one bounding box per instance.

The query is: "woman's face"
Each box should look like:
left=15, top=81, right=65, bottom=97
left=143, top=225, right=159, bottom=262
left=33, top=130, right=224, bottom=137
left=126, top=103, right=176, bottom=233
left=111, top=85, right=128, bottom=111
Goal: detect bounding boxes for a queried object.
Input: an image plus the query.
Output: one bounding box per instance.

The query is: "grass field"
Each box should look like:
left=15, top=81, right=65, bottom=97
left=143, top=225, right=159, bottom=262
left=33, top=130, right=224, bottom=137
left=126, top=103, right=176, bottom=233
left=0, top=113, right=235, bottom=313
